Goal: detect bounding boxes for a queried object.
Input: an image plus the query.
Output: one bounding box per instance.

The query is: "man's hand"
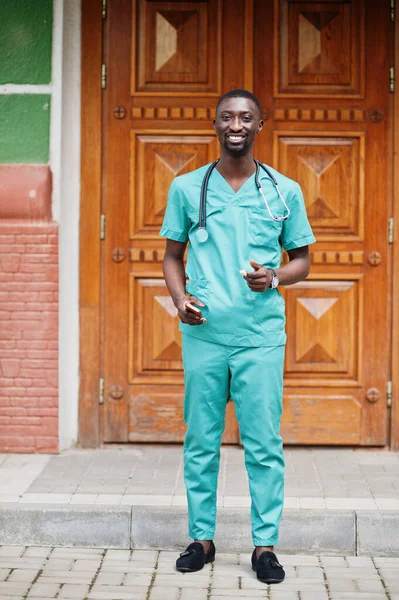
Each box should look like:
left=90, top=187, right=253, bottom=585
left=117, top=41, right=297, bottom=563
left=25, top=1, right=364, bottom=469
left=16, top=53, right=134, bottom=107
left=243, top=260, right=272, bottom=292
left=176, top=296, right=206, bottom=325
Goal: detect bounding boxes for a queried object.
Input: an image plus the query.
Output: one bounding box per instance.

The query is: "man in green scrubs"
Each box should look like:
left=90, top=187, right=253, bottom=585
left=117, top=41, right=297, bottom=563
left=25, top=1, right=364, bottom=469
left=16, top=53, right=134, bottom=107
left=160, top=89, right=315, bottom=584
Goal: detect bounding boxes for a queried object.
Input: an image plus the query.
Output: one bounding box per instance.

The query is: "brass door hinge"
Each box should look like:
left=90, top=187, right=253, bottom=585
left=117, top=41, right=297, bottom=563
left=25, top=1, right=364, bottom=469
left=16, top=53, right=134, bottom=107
left=99, top=378, right=105, bottom=405
left=100, top=214, right=106, bottom=240
left=391, top=0, right=395, bottom=21
left=390, top=67, right=395, bottom=93
left=387, top=381, right=392, bottom=407
left=102, top=0, right=107, bottom=19
left=389, top=217, right=394, bottom=244
left=102, top=64, right=107, bottom=89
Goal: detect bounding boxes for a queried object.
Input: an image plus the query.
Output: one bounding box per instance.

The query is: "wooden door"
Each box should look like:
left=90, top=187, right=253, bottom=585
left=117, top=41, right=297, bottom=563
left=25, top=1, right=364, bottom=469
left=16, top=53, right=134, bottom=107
left=102, top=0, right=391, bottom=445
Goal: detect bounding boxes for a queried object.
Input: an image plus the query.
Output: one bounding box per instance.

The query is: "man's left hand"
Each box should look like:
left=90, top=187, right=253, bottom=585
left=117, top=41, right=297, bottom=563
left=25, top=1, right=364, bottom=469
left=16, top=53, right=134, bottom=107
left=243, top=260, right=272, bottom=292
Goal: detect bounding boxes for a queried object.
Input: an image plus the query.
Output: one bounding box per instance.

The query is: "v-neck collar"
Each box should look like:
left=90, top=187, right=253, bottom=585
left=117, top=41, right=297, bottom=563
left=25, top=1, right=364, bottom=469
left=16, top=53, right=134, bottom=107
left=212, top=167, right=256, bottom=196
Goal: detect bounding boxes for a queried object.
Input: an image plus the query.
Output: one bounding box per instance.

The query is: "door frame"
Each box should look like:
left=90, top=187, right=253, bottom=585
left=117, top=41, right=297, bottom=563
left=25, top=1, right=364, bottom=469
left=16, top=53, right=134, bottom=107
left=79, top=0, right=102, bottom=447
left=79, top=0, right=399, bottom=449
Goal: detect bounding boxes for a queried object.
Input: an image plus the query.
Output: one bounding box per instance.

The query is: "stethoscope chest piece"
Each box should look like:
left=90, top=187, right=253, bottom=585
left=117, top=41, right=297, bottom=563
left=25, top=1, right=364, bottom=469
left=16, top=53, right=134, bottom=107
left=196, top=227, right=209, bottom=243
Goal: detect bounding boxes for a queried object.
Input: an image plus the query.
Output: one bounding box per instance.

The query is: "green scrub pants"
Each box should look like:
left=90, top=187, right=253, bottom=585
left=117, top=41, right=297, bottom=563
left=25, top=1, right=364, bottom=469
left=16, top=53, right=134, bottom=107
left=182, top=333, right=285, bottom=547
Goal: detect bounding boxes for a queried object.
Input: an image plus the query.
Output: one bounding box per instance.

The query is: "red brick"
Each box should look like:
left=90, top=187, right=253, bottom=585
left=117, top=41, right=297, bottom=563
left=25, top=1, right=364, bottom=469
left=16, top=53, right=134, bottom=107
left=0, top=311, right=10, bottom=320
left=0, top=350, right=27, bottom=359
left=38, top=398, right=58, bottom=407
left=24, top=303, right=58, bottom=312
left=10, top=398, right=38, bottom=406
left=14, top=378, right=33, bottom=387
left=9, top=292, right=39, bottom=302
left=19, top=235, right=45, bottom=244
left=0, top=330, right=22, bottom=340
left=0, top=377, right=15, bottom=386
left=1, top=245, right=26, bottom=253
left=17, top=341, right=48, bottom=350
left=0, top=341, right=16, bottom=349
left=35, top=437, right=58, bottom=452
left=0, top=235, right=16, bottom=243
left=25, top=350, right=57, bottom=359
left=27, top=408, right=57, bottom=417
left=23, top=331, right=57, bottom=341
left=26, top=387, right=57, bottom=396
left=0, top=358, right=21, bottom=377
left=1, top=303, right=26, bottom=311
left=0, top=407, right=26, bottom=416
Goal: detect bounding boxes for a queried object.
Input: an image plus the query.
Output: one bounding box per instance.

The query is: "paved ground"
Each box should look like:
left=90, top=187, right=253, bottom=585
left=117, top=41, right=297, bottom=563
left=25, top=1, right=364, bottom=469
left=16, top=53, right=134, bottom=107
left=0, top=545, right=398, bottom=600
left=0, top=446, right=399, bottom=510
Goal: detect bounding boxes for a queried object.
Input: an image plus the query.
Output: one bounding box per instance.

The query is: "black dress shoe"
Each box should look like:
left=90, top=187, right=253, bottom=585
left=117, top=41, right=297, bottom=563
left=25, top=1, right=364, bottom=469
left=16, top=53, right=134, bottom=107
left=176, top=541, right=216, bottom=572
left=251, top=549, right=285, bottom=583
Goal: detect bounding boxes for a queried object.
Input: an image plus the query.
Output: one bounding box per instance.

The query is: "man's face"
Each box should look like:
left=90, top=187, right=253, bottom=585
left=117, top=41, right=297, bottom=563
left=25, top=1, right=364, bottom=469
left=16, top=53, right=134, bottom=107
left=213, top=97, right=263, bottom=156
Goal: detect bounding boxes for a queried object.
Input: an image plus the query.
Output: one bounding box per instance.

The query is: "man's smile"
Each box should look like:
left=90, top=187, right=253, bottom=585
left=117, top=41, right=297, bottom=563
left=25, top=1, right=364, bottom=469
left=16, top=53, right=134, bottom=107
left=226, top=134, right=246, bottom=142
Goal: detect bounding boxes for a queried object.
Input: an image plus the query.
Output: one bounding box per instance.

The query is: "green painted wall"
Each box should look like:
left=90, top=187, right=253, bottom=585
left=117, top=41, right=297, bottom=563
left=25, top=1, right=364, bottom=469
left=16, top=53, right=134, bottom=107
left=0, top=95, right=51, bottom=163
left=0, top=0, right=52, bottom=85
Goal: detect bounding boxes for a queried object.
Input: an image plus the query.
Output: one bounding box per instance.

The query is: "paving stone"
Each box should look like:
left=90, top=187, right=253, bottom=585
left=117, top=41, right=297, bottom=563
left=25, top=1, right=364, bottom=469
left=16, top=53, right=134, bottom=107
left=58, top=583, right=90, bottom=598
left=209, top=590, right=266, bottom=598
left=0, top=581, right=31, bottom=595
left=71, top=559, right=102, bottom=571
left=295, top=566, right=325, bottom=579
left=42, top=558, right=74, bottom=570
left=329, top=594, right=387, bottom=600
left=27, top=582, right=61, bottom=597
left=154, top=573, right=211, bottom=588
left=88, top=585, right=148, bottom=599
left=123, top=572, right=153, bottom=586
left=268, top=592, right=298, bottom=600
left=39, top=571, right=94, bottom=584
left=0, top=558, right=46, bottom=570
left=7, top=569, right=40, bottom=582
left=0, top=568, right=11, bottom=581
left=300, top=593, right=329, bottom=600
left=23, top=547, right=52, bottom=558
left=180, top=589, right=209, bottom=600
left=149, top=586, right=179, bottom=600
left=322, top=556, right=349, bottom=567
left=95, top=571, right=124, bottom=585
left=0, top=546, right=26, bottom=557
left=103, top=549, right=131, bottom=561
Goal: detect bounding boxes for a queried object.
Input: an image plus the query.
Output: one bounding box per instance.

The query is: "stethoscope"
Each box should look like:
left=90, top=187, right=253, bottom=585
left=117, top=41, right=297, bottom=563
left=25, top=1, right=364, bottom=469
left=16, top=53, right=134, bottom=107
left=197, top=158, right=291, bottom=243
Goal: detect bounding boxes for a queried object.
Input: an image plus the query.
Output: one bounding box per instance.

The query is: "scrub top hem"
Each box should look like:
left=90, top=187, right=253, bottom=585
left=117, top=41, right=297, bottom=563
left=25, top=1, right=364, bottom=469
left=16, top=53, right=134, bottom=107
left=179, top=322, right=287, bottom=348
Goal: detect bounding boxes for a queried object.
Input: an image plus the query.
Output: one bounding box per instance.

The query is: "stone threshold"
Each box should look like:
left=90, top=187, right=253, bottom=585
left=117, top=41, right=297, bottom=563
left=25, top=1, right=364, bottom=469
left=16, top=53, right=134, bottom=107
left=0, top=503, right=398, bottom=557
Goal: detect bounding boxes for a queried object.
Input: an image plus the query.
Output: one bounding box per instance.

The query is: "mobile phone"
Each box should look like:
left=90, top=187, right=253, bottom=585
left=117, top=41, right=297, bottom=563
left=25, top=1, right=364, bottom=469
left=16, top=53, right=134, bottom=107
left=185, top=302, right=202, bottom=316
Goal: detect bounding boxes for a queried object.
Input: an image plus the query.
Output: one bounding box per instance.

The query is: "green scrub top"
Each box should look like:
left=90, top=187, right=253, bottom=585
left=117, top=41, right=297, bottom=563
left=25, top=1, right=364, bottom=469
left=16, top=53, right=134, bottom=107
left=160, top=163, right=316, bottom=347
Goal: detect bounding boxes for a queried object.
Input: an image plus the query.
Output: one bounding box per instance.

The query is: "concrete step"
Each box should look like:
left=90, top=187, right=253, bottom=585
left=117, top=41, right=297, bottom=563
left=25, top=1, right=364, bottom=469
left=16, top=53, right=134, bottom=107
left=0, top=502, right=398, bottom=557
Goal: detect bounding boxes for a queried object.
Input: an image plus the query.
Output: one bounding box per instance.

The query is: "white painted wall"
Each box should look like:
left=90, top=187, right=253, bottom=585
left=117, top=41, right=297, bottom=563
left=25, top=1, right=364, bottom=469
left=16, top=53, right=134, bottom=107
left=53, top=0, right=81, bottom=450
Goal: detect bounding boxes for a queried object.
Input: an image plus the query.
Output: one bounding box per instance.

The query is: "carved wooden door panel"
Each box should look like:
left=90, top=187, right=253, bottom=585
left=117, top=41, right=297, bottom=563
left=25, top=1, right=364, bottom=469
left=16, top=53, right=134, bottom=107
left=254, top=0, right=390, bottom=444
left=103, top=0, right=390, bottom=445
left=103, top=0, right=254, bottom=442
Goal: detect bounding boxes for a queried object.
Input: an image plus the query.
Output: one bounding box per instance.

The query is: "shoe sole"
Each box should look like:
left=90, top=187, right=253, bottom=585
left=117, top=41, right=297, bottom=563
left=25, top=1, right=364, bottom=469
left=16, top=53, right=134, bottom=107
left=252, top=565, right=284, bottom=584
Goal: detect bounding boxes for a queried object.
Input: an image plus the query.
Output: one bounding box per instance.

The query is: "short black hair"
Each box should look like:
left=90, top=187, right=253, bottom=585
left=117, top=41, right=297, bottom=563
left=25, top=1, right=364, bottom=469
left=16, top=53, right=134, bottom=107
left=216, top=89, right=262, bottom=115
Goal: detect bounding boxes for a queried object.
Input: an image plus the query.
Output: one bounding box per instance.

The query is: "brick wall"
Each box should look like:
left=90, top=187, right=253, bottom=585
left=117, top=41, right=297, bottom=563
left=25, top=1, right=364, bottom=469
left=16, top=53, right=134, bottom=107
left=0, top=222, right=58, bottom=453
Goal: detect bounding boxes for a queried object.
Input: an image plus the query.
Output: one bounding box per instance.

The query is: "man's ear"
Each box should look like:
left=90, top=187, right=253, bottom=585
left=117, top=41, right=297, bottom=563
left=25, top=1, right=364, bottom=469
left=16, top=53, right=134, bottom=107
left=213, top=118, right=217, bottom=131
left=256, top=119, right=264, bottom=134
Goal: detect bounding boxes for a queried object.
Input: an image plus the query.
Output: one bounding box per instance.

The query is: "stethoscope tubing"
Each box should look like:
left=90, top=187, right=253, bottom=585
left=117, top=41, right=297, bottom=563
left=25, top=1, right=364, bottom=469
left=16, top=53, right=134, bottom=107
left=197, top=158, right=290, bottom=240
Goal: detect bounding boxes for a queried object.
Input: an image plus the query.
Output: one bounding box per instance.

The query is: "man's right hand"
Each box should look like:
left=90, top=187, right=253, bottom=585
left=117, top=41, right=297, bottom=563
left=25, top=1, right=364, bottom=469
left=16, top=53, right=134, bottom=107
left=176, top=296, right=206, bottom=326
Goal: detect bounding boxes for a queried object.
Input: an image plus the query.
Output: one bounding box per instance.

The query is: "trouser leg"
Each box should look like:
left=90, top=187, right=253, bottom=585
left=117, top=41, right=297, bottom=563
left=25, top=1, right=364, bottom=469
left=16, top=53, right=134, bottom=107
left=229, top=344, right=285, bottom=546
left=182, top=334, right=230, bottom=540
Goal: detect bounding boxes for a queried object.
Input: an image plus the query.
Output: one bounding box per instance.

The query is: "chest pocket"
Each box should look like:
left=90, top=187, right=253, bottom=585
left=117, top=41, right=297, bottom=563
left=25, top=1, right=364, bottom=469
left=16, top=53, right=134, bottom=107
left=248, top=209, right=283, bottom=248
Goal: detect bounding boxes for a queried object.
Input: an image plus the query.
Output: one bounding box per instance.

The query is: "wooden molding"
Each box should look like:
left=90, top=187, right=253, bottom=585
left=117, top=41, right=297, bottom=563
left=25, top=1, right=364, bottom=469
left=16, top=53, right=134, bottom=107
left=78, top=0, right=102, bottom=447
left=391, top=15, right=399, bottom=450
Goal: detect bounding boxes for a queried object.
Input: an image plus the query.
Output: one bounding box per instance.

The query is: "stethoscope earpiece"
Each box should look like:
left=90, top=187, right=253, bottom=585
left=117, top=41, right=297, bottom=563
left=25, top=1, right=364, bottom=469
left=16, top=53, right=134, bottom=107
left=197, top=158, right=290, bottom=242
